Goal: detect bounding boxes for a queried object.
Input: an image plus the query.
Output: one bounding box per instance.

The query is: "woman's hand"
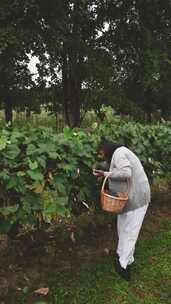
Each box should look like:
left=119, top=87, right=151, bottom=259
left=92, top=169, right=112, bottom=177
left=92, top=169, right=104, bottom=177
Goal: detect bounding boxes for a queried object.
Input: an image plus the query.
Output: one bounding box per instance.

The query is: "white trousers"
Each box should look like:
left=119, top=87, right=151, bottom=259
left=116, top=204, right=149, bottom=269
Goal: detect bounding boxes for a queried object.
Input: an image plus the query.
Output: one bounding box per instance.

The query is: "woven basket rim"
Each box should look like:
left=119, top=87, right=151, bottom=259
left=101, top=190, right=128, bottom=201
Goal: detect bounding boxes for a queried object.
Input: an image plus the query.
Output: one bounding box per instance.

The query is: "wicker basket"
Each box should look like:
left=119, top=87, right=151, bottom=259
left=101, top=175, right=129, bottom=213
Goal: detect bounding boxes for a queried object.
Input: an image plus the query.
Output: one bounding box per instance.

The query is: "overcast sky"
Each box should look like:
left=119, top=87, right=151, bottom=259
left=28, top=55, right=39, bottom=78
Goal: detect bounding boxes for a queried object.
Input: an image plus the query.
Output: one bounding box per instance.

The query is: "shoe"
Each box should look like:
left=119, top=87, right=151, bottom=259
left=114, top=258, right=131, bottom=281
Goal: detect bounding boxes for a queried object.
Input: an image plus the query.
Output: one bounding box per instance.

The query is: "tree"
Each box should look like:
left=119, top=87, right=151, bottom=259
left=0, top=0, right=43, bottom=123
left=98, top=0, right=171, bottom=119
left=35, top=0, right=118, bottom=127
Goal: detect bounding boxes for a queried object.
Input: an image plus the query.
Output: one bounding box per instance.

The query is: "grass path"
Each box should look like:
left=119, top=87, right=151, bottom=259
left=10, top=216, right=171, bottom=304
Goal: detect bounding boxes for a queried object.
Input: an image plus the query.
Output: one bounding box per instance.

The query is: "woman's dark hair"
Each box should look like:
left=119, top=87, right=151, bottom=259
left=98, top=137, right=123, bottom=163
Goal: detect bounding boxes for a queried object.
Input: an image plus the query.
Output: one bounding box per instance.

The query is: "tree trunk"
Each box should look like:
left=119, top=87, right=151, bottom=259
left=4, top=98, right=13, bottom=124
left=62, top=48, right=81, bottom=128
left=67, top=77, right=81, bottom=128
left=26, top=107, right=31, bottom=119
left=61, top=1, right=83, bottom=128
left=62, top=46, right=70, bottom=126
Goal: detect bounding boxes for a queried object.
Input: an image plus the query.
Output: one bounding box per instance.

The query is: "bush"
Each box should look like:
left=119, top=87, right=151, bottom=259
left=0, top=118, right=170, bottom=233
left=0, top=126, right=99, bottom=233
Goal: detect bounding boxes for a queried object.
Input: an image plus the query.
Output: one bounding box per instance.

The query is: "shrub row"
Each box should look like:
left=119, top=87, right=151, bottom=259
left=0, top=118, right=170, bottom=233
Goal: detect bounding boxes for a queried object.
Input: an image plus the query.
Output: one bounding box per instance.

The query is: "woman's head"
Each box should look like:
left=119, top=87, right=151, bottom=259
left=98, top=137, right=123, bottom=163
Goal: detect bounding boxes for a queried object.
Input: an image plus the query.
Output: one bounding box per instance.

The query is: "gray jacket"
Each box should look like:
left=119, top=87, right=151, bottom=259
left=108, top=146, right=151, bottom=213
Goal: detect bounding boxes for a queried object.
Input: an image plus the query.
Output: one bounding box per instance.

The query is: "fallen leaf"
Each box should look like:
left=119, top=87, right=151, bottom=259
left=24, top=275, right=30, bottom=282
left=148, top=256, right=157, bottom=263
left=34, top=287, right=49, bottom=296
left=104, top=248, right=110, bottom=255
left=70, top=232, right=76, bottom=243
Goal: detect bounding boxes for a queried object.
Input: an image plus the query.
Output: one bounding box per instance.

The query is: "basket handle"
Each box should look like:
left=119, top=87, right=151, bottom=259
left=101, top=173, right=131, bottom=195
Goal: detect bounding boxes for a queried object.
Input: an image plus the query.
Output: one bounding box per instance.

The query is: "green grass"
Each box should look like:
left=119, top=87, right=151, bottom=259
left=11, top=220, right=171, bottom=304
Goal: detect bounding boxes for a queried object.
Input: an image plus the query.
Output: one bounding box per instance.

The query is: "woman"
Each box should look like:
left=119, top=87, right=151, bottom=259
left=93, top=138, right=151, bottom=281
